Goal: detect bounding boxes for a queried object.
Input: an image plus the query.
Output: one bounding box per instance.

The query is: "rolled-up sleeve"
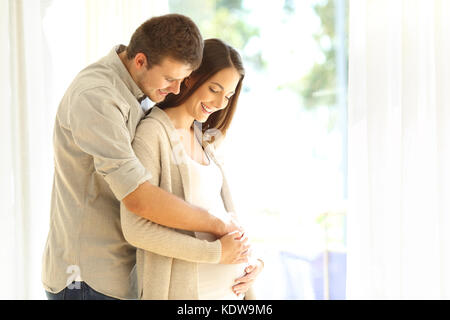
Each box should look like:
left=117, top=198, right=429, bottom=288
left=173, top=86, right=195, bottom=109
left=69, top=87, right=151, bottom=200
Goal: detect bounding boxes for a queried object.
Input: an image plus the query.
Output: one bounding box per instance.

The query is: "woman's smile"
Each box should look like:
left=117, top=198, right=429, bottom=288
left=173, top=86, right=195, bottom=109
left=201, top=103, right=214, bottom=115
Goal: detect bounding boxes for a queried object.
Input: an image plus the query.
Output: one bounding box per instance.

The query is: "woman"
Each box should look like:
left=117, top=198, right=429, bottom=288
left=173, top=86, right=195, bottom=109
left=120, top=39, right=263, bottom=300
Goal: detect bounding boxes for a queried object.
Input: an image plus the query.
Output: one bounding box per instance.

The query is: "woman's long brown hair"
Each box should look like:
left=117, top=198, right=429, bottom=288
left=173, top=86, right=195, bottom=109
left=156, top=38, right=245, bottom=137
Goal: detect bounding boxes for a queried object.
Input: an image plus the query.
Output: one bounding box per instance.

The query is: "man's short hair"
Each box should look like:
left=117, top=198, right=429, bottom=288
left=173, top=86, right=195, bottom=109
left=127, top=14, right=203, bottom=70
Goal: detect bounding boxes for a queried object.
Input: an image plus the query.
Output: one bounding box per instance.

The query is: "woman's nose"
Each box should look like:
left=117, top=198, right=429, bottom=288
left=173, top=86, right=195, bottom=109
left=215, top=95, right=229, bottom=110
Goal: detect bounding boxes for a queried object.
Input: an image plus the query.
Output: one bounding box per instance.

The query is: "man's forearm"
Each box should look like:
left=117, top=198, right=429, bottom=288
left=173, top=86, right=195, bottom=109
left=123, top=181, right=227, bottom=236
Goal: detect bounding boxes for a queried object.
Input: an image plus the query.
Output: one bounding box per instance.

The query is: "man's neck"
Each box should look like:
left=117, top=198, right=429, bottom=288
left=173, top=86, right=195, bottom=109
left=118, top=50, right=130, bottom=71
left=118, top=50, right=142, bottom=94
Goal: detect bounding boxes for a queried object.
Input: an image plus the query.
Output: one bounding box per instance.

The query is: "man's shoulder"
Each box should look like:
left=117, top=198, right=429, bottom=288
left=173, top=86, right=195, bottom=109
left=70, top=62, right=117, bottom=97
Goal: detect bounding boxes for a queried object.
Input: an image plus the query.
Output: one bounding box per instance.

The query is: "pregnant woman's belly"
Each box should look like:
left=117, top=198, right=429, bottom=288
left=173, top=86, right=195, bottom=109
left=195, top=231, right=248, bottom=300
left=187, top=156, right=249, bottom=299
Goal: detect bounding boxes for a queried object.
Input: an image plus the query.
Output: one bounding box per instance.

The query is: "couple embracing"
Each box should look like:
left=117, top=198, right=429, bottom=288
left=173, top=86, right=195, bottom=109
left=42, top=13, right=263, bottom=300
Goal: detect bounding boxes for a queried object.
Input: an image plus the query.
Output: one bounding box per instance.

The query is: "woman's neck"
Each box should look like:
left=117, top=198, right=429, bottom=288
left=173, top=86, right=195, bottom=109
left=162, top=104, right=207, bottom=162
left=162, top=104, right=194, bottom=131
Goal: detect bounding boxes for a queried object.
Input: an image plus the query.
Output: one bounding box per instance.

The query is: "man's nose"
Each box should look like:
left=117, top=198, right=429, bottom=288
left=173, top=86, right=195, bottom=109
left=169, top=80, right=182, bottom=95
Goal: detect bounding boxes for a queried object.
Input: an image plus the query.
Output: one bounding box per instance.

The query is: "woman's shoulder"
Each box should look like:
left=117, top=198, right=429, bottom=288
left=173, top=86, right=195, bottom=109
left=133, top=117, right=169, bottom=156
left=135, top=109, right=167, bottom=138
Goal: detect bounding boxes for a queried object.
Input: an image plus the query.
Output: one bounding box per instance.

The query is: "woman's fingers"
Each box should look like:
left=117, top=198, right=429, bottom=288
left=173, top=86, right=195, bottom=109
left=245, top=264, right=255, bottom=273
left=232, top=271, right=256, bottom=295
left=235, top=272, right=253, bottom=284
left=234, top=264, right=257, bottom=284
left=233, top=282, right=251, bottom=291
left=232, top=259, right=265, bottom=296
left=232, top=282, right=252, bottom=296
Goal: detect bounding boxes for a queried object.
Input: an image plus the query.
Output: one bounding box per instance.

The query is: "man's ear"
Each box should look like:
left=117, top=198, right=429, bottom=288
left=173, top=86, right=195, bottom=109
left=134, top=53, right=148, bottom=70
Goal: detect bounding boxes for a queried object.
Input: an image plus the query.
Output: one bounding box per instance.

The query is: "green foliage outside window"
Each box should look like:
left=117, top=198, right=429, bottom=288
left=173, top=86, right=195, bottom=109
left=170, top=0, right=348, bottom=113
left=169, top=0, right=264, bottom=70
left=289, top=0, right=349, bottom=109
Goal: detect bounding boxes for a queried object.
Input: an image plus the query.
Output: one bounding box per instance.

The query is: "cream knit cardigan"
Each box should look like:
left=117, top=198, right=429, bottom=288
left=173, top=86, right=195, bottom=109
left=120, top=106, right=256, bottom=300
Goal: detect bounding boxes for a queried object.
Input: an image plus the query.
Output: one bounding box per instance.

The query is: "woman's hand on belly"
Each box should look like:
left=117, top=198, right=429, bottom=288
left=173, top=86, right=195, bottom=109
left=219, top=231, right=251, bottom=264
left=232, top=259, right=264, bottom=296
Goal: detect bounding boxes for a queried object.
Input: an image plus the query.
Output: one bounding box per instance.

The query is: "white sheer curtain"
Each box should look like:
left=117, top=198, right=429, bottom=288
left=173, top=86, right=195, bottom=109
left=0, top=0, right=54, bottom=300
left=1, top=0, right=167, bottom=299
left=347, top=0, right=450, bottom=299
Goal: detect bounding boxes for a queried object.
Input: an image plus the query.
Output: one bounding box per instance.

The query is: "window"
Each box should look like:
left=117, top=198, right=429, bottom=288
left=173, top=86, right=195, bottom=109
left=169, top=0, right=348, bottom=299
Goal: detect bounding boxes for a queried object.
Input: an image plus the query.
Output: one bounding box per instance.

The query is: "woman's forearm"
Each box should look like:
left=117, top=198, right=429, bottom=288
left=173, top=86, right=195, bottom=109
left=120, top=202, right=222, bottom=263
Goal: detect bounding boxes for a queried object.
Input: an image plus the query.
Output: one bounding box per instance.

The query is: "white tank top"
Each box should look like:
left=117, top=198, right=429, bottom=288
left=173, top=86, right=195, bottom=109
left=188, top=155, right=247, bottom=300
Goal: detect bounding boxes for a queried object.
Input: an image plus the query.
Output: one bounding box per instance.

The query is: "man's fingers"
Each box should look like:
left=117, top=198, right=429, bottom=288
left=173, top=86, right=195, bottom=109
left=230, top=230, right=241, bottom=237
left=239, top=233, right=249, bottom=242
left=240, top=243, right=252, bottom=255
left=232, top=231, right=244, bottom=240
left=233, top=256, right=249, bottom=264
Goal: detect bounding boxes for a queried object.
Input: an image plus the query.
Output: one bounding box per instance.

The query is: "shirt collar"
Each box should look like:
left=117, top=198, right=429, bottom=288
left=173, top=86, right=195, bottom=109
left=105, top=45, right=145, bottom=102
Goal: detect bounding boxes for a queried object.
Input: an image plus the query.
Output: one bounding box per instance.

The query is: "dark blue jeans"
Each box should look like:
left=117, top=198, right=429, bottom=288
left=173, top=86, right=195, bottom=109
left=45, top=282, right=119, bottom=300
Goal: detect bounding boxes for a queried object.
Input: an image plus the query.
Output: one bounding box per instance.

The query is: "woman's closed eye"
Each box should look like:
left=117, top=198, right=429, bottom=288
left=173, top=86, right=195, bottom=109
left=209, top=87, right=219, bottom=94
left=210, top=87, right=232, bottom=100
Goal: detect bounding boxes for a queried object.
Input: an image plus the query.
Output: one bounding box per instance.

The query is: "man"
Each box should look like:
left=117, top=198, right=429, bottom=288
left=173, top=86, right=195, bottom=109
left=42, top=14, right=247, bottom=300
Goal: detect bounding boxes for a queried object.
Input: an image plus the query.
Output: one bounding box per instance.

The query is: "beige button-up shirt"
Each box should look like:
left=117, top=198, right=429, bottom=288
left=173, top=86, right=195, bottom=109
left=42, top=45, right=151, bottom=299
